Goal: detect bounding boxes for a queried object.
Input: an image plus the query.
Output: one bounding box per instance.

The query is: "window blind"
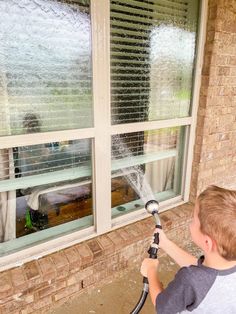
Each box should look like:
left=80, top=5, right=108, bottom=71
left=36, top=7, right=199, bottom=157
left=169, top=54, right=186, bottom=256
left=110, top=0, right=199, bottom=124
left=0, top=0, right=92, bottom=136
left=0, top=139, right=91, bottom=179
left=112, top=128, right=178, bottom=165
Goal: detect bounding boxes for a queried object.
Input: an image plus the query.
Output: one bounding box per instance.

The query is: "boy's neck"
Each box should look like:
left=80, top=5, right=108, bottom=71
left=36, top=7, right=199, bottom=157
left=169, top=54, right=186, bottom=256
left=203, top=252, right=236, bottom=270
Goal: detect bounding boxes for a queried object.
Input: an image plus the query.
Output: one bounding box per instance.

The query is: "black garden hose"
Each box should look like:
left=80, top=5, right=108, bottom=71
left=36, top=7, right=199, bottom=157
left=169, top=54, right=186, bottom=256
left=130, top=277, right=149, bottom=314
left=130, top=200, right=161, bottom=314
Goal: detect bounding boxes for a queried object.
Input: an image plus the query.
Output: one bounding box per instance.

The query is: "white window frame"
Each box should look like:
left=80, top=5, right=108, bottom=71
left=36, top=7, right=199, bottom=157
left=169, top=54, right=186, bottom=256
left=0, top=0, right=208, bottom=271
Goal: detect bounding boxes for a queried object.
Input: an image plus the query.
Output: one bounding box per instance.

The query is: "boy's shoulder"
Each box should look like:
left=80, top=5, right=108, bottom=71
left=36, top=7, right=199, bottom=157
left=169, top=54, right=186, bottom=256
left=178, top=256, right=218, bottom=284
left=156, top=257, right=236, bottom=313
left=174, top=256, right=218, bottom=294
left=178, top=255, right=236, bottom=289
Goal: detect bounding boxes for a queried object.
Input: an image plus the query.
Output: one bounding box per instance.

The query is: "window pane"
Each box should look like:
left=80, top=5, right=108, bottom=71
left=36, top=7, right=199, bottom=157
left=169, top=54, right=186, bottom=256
left=111, top=127, right=185, bottom=218
left=0, top=0, right=92, bottom=136
left=111, top=0, right=199, bottom=124
left=0, top=139, right=93, bottom=255
left=14, top=139, right=91, bottom=179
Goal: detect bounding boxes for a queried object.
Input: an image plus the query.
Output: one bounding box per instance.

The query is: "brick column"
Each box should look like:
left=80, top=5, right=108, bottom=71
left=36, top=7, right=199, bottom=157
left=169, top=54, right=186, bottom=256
left=190, top=0, right=236, bottom=202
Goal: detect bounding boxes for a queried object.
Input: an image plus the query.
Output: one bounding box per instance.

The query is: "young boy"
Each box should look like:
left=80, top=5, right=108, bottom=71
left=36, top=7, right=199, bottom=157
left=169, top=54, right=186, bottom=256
left=141, top=185, right=236, bottom=313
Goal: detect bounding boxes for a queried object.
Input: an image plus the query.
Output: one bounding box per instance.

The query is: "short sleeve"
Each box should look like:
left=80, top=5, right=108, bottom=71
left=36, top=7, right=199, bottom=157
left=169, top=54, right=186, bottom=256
left=156, top=267, right=195, bottom=314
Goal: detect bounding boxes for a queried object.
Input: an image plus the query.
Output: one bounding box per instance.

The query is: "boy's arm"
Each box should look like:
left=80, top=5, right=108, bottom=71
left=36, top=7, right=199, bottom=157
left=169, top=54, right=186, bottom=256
left=141, top=258, right=197, bottom=314
left=157, top=229, right=197, bottom=267
left=162, top=238, right=197, bottom=267
left=146, top=265, right=164, bottom=306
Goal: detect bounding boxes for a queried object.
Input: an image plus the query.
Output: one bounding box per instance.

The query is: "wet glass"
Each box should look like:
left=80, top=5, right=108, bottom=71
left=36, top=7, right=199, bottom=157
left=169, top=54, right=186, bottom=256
left=0, top=0, right=92, bottom=136
left=0, top=138, right=93, bottom=255
left=111, top=127, right=186, bottom=218
left=110, top=0, right=199, bottom=124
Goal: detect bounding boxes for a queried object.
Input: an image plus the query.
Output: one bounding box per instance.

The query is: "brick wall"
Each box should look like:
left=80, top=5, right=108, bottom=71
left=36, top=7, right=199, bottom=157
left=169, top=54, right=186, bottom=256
left=190, top=0, right=236, bottom=201
left=0, top=203, right=192, bottom=314
left=1, top=0, right=236, bottom=312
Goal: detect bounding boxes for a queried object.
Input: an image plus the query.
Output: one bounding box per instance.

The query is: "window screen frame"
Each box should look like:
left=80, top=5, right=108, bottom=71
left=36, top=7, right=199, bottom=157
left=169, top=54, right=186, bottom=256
left=0, top=0, right=208, bottom=271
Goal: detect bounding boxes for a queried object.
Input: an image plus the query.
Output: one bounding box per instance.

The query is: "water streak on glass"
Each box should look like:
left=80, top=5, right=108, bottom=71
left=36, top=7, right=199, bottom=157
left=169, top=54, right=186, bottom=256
left=111, top=127, right=185, bottom=218
left=110, top=0, right=199, bottom=124
left=0, top=0, right=92, bottom=136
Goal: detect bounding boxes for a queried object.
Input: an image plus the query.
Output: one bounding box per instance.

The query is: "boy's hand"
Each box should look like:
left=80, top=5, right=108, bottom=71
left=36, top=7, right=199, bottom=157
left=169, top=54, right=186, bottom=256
left=155, top=227, right=169, bottom=251
left=140, top=258, right=159, bottom=277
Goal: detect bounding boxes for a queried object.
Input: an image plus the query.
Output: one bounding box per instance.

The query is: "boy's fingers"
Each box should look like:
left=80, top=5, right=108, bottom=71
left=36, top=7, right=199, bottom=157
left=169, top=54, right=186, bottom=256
left=140, top=263, right=147, bottom=277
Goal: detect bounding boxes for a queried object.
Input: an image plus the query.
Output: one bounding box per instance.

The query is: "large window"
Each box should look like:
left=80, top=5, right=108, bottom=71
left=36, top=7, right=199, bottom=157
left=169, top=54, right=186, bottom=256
left=0, top=0, right=202, bottom=263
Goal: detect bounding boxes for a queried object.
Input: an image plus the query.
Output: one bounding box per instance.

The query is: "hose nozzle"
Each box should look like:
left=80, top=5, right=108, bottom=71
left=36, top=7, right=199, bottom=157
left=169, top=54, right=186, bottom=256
left=145, top=200, right=159, bottom=215
left=145, top=199, right=161, bottom=227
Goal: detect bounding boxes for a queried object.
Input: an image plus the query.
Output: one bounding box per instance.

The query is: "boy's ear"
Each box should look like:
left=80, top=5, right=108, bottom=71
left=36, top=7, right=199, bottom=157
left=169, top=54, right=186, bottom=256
left=203, top=235, right=215, bottom=253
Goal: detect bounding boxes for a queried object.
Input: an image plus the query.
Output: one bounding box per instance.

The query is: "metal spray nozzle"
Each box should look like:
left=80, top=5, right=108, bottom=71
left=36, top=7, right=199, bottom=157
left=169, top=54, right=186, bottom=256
left=145, top=199, right=161, bottom=227
left=145, top=200, right=159, bottom=215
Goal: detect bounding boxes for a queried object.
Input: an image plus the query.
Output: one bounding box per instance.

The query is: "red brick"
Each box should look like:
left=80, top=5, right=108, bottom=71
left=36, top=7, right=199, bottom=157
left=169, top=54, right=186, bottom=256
left=81, top=274, right=95, bottom=288
left=24, top=281, right=48, bottom=298
left=50, top=252, right=69, bottom=279
left=218, top=66, right=230, bottom=76
left=93, top=269, right=108, bottom=282
left=54, top=284, right=81, bottom=302
left=66, top=275, right=78, bottom=286
left=21, top=306, right=34, bottom=314
left=123, top=225, right=140, bottom=241
left=87, top=239, right=103, bottom=260
left=116, top=228, right=132, bottom=245
left=0, top=272, right=13, bottom=298
left=135, top=220, right=150, bottom=236
left=75, top=243, right=93, bottom=267
left=69, top=267, right=93, bottom=284
left=93, top=260, right=107, bottom=272
left=65, top=267, right=93, bottom=288
left=64, top=247, right=81, bottom=272
left=19, top=293, right=34, bottom=304
left=106, top=230, right=124, bottom=250
left=38, top=257, right=56, bottom=280
left=139, top=218, right=154, bottom=235
left=97, top=235, right=114, bottom=255
left=37, top=285, right=55, bottom=299
left=10, top=267, right=28, bottom=293
left=0, top=300, right=22, bottom=313
left=32, top=296, right=52, bottom=310
left=54, top=279, right=67, bottom=292
left=130, top=222, right=146, bottom=237
left=23, top=262, right=41, bottom=286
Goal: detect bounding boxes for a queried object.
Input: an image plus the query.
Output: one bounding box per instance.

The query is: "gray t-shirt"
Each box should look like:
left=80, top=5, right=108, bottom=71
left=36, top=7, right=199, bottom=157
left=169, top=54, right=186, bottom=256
left=156, top=256, right=236, bottom=314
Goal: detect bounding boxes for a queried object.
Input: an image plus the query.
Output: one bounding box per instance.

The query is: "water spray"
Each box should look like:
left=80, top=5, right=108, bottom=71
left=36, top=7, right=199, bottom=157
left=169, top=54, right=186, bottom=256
left=130, top=200, right=161, bottom=314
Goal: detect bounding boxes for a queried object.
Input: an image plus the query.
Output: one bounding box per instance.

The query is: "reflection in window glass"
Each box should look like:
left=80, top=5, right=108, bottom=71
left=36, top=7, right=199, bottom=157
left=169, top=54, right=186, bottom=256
left=111, top=0, right=199, bottom=124
left=0, top=0, right=92, bottom=136
left=111, top=127, right=185, bottom=218
left=0, top=138, right=93, bottom=255
left=14, top=139, right=91, bottom=178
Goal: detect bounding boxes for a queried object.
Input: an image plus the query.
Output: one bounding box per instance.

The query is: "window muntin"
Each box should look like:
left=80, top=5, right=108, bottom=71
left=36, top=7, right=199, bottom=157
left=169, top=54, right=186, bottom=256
left=110, top=0, right=199, bottom=124
left=111, top=127, right=185, bottom=218
left=0, top=0, right=92, bottom=136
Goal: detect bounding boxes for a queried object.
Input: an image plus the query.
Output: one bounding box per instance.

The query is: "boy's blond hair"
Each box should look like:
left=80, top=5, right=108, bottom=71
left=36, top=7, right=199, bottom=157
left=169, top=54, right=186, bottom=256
left=197, top=185, right=236, bottom=261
